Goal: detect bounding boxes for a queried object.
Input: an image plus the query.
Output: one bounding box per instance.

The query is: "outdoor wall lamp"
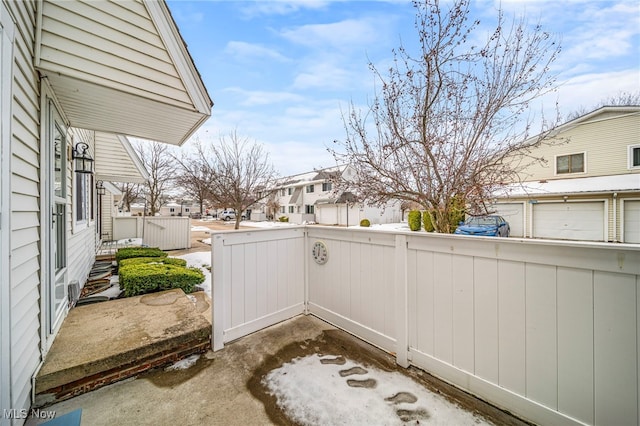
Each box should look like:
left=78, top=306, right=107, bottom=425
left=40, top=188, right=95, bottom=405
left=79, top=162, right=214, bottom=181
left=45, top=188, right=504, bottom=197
left=72, top=142, right=94, bottom=174
left=96, top=180, right=105, bottom=196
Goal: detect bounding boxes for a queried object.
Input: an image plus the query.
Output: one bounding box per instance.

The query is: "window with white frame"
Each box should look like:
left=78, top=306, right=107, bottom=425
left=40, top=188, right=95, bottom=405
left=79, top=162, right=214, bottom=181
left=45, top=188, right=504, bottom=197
left=75, top=172, right=93, bottom=225
left=288, top=187, right=293, bottom=195
left=305, top=204, right=314, bottom=214
left=288, top=206, right=294, bottom=213
left=306, top=184, right=315, bottom=193
left=556, top=152, right=585, bottom=174
left=629, top=145, right=640, bottom=169
left=322, top=182, right=332, bottom=191
left=280, top=206, right=285, bottom=213
left=280, top=189, right=285, bottom=196
left=170, top=207, right=175, bottom=213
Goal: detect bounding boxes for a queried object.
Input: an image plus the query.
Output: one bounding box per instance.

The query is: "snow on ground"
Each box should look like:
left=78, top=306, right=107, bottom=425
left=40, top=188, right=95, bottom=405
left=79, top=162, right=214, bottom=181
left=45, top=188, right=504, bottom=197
left=264, top=354, right=493, bottom=426
left=165, top=354, right=201, bottom=371
left=175, top=251, right=212, bottom=298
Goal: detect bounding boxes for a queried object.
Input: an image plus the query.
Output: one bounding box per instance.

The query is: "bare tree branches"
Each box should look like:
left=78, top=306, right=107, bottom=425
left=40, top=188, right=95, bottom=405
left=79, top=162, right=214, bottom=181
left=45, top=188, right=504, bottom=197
left=207, top=131, right=279, bottom=229
left=134, top=141, right=177, bottom=216
left=331, top=0, right=561, bottom=233
left=174, top=131, right=279, bottom=229
left=173, top=138, right=216, bottom=215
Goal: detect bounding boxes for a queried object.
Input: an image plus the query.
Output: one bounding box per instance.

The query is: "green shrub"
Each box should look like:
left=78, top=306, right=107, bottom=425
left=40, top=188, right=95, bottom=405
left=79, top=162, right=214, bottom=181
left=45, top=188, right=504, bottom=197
left=422, top=211, right=435, bottom=232
left=119, top=263, right=204, bottom=297
left=408, top=210, right=422, bottom=231
left=359, top=219, right=371, bottom=227
left=119, top=257, right=187, bottom=268
left=278, top=216, right=289, bottom=222
left=115, top=247, right=167, bottom=263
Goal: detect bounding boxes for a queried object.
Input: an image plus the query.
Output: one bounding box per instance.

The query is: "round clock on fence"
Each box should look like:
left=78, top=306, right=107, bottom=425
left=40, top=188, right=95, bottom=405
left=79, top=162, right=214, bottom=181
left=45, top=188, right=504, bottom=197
left=311, top=241, right=329, bottom=265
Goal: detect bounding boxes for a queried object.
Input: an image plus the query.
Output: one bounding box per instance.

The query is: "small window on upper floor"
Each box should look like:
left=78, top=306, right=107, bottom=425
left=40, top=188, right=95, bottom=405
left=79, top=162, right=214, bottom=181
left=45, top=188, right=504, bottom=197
left=288, top=187, right=293, bottom=195
left=306, top=185, right=315, bottom=193
left=280, top=189, right=285, bottom=196
left=556, top=152, right=585, bottom=174
left=629, top=145, right=640, bottom=169
left=322, top=182, right=332, bottom=191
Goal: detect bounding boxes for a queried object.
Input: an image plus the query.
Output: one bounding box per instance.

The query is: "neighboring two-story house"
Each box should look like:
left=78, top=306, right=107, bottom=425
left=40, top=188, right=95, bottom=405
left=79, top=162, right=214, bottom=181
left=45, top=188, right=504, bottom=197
left=494, top=106, right=640, bottom=242
left=263, top=165, right=402, bottom=225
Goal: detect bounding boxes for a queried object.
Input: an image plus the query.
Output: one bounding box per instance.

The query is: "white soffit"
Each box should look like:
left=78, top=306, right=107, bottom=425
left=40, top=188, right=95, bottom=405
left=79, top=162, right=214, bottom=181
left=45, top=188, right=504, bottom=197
left=35, top=0, right=212, bottom=146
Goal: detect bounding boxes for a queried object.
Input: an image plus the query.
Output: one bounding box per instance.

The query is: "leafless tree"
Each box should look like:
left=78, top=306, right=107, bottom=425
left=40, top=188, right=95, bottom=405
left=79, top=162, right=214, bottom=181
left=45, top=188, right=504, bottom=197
left=134, top=141, right=177, bottom=216
left=173, top=138, right=215, bottom=215
left=331, top=0, right=561, bottom=233
left=265, top=193, right=281, bottom=221
left=566, top=91, right=640, bottom=121
left=208, top=131, right=279, bottom=229
left=116, top=182, right=142, bottom=213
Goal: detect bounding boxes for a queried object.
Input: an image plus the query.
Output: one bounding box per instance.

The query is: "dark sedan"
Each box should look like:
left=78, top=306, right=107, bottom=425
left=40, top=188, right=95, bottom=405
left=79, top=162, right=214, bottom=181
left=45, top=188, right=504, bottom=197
left=454, top=215, right=510, bottom=237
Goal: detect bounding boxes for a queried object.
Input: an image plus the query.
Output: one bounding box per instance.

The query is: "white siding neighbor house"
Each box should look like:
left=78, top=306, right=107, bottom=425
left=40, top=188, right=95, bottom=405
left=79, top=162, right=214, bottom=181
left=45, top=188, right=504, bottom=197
left=495, top=106, right=640, bottom=242
left=0, top=1, right=211, bottom=424
left=263, top=165, right=402, bottom=225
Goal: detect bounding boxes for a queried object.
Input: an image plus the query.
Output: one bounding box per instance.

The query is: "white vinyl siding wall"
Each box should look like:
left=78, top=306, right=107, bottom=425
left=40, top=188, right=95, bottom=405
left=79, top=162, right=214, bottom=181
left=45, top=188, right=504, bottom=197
left=5, top=0, right=43, bottom=417
left=520, top=113, right=640, bottom=181
left=38, top=1, right=190, bottom=108
left=68, top=128, right=97, bottom=288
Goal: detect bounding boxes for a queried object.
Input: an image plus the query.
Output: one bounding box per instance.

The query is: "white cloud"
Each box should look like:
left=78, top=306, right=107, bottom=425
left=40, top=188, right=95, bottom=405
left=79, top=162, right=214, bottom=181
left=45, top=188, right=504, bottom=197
left=280, top=17, right=390, bottom=51
left=222, top=87, right=305, bottom=106
left=238, top=1, right=332, bottom=17
left=224, top=41, right=290, bottom=62
left=556, top=69, right=640, bottom=113
left=291, top=62, right=355, bottom=90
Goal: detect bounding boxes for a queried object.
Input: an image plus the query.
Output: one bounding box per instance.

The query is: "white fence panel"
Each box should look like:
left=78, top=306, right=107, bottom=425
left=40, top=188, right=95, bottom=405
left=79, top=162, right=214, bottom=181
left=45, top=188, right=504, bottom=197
left=143, top=217, right=191, bottom=250
left=112, top=216, right=140, bottom=241
left=405, top=234, right=640, bottom=426
left=212, top=227, right=306, bottom=350
left=112, top=217, right=190, bottom=250
left=211, top=225, right=640, bottom=426
left=306, top=227, right=397, bottom=353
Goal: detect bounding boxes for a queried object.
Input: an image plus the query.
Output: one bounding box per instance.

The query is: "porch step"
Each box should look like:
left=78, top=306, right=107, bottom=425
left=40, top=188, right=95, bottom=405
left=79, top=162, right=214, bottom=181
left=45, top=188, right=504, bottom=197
left=34, top=289, right=211, bottom=407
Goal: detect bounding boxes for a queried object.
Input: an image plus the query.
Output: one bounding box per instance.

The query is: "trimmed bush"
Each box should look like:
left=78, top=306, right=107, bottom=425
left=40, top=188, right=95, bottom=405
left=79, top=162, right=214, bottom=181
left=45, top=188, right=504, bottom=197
left=119, top=263, right=204, bottom=297
left=115, top=247, right=167, bottom=263
left=359, top=219, right=371, bottom=227
left=408, top=210, right=422, bottom=231
left=422, top=211, right=435, bottom=232
left=119, top=257, right=187, bottom=268
left=278, top=216, right=289, bottom=222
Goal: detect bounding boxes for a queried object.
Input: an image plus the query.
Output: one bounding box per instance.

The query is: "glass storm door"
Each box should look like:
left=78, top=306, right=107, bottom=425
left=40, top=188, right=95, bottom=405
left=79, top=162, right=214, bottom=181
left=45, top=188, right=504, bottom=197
left=48, top=101, right=67, bottom=335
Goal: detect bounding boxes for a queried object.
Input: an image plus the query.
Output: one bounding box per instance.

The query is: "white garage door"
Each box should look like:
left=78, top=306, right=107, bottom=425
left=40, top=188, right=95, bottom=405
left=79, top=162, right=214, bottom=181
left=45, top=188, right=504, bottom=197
left=533, top=201, right=605, bottom=241
left=492, top=203, right=524, bottom=237
left=623, top=200, right=640, bottom=243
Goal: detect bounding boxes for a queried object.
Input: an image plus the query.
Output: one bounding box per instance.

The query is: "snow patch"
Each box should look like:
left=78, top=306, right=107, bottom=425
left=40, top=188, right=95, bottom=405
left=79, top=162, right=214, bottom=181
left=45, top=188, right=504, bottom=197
left=175, top=252, right=212, bottom=298
left=263, top=354, right=493, bottom=426
left=165, top=354, right=200, bottom=371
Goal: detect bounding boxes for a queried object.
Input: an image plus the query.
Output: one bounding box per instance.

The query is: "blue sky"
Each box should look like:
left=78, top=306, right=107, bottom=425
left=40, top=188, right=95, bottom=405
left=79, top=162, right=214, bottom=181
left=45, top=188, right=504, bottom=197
left=167, top=0, right=640, bottom=177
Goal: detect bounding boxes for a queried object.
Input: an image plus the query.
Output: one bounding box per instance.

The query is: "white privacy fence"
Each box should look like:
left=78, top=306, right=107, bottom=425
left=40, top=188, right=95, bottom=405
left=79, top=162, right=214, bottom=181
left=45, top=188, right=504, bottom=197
left=212, top=227, right=306, bottom=349
left=112, top=216, right=191, bottom=250
left=211, top=225, right=640, bottom=426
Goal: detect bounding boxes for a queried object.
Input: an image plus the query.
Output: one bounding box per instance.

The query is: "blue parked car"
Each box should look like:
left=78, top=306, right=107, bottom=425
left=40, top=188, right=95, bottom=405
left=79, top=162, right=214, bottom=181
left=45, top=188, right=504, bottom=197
left=454, top=215, right=510, bottom=237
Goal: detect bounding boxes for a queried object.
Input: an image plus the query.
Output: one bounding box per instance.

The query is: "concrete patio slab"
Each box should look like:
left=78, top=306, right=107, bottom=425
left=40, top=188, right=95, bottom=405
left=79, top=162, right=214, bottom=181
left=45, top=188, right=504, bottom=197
left=34, top=289, right=211, bottom=406
left=29, top=315, right=530, bottom=426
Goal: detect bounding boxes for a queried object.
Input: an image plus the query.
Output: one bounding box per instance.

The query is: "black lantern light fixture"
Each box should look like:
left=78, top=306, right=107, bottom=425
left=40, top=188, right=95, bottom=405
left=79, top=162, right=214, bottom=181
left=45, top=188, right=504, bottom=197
left=96, top=180, right=106, bottom=196
left=72, top=142, right=94, bottom=174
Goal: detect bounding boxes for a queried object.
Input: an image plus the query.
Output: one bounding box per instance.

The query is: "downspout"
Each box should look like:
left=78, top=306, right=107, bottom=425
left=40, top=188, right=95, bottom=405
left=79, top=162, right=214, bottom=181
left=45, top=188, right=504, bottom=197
left=612, top=192, right=618, bottom=242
